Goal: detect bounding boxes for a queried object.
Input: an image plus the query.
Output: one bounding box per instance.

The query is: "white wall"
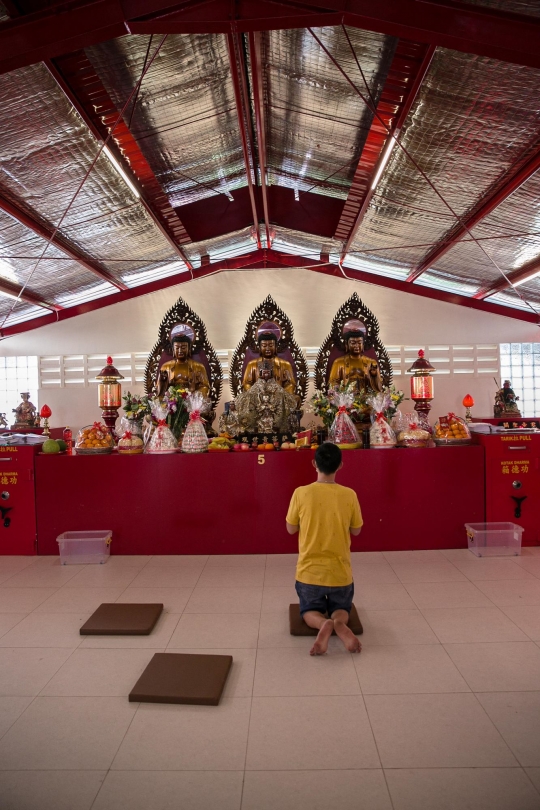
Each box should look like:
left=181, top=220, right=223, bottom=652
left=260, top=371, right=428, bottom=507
left=1, top=267, right=538, bottom=431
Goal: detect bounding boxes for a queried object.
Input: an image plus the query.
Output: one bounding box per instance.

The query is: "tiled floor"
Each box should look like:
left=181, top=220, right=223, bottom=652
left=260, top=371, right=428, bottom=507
left=0, top=550, right=540, bottom=809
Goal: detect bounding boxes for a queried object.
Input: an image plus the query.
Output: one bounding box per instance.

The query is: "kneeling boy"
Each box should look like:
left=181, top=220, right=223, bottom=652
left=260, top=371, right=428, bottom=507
left=286, top=442, right=362, bottom=655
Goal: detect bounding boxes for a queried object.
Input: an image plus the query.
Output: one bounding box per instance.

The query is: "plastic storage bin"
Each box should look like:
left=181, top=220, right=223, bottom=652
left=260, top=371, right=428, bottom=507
left=56, top=530, right=112, bottom=564
left=465, top=522, right=523, bottom=557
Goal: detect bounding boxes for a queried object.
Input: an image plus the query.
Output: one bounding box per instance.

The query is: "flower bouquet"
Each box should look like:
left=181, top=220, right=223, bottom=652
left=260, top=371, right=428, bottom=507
left=328, top=389, right=361, bottom=448
left=310, top=382, right=370, bottom=430
left=162, top=385, right=190, bottom=440
left=181, top=391, right=210, bottom=454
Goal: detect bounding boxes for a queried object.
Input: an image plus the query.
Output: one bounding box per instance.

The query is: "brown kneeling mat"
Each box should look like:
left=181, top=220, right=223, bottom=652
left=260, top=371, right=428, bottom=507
left=80, top=603, right=164, bottom=635
left=289, top=603, right=363, bottom=636
left=129, top=653, right=233, bottom=705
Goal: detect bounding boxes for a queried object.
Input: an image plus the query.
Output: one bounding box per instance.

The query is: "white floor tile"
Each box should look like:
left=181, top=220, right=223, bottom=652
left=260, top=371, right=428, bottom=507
left=65, top=566, right=140, bottom=589
left=389, top=562, right=466, bottom=584
left=197, top=567, right=265, bottom=588
left=184, top=587, right=262, bottom=614
left=0, top=647, right=72, bottom=696
left=355, top=644, right=470, bottom=694
left=33, top=587, right=124, bottom=614
left=525, top=767, right=540, bottom=793
left=445, top=641, right=540, bottom=691
left=0, top=567, right=82, bottom=588
left=253, top=647, right=361, bottom=696
left=350, top=563, right=400, bottom=584
left=357, top=609, right=439, bottom=646
left=364, top=693, right=516, bottom=767
left=147, top=555, right=208, bottom=567
left=405, top=581, right=493, bottom=609
left=168, top=613, right=260, bottom=649
left=112, top=698, right=250, bottom=771
left=474, top=579, right=540, bottom=606
left=241, top=769, right=392, bottom=810
left=246, top=696, right=380, bottom=770
left=383, top=550, right=445, bottom=563
left=421, top=606, right=529, bottom=643
left=204, top=554, right=266, bottom=568
left=0, top=588, right=57, bottom=613
left=0, top=614, right=26, bottom=639
left=92, top=771, right=242, bottom=810
left=0, top=696, right=32, bottom=737
left=261, top=586, right=298, bottom=612
left=0, top=696, right=137, bottom=770
left=385, top=767, right=540, bottom=810
left=501, top=605, right=540, bottom=640
left=40, top=648, right=161, bottom=696
left=355, top=583, right=417, bottom=610
left=0, top=613, right=87, bottom=648
left=454, top=557, right=536, bottom=581
left=115, top=587, right=192, bottom=613
left=0, top=770, right=106, bottom=810
left=477, top=692, right=540, bottom=766
left=128, top=567, right=203, bottom=588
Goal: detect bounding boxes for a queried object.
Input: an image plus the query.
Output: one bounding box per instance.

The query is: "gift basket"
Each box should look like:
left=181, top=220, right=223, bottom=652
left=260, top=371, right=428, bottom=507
left=118, top=430, right=144, bottom=455
left=368, top=393, right=397, bottom=448
left=434, top=413, right=472, bottom=445
left=328, top=389, right=361, bottom=449
left=75, top=422, right=115, bottom=454
left=145, top=400, right=178, bottom=454
left=181, top=392, right=210, bottom=454
left=394, top=412, right=431, bottom=448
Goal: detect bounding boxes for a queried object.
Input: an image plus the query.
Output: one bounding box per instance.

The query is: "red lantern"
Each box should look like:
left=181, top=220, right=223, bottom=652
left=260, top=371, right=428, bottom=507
left=96, top=356, right=124, bottom=439
left=463, top=394, right=475, bottom=422
left=39, top=404, right=52, bottom=437
left=407, top=350, right=436, bottom=421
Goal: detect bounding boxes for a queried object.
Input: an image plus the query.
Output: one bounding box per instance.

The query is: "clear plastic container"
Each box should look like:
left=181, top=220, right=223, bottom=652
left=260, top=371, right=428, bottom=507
left=56, top=530, right=112, bottom=564
left=465, top=522, right=523, bottom=557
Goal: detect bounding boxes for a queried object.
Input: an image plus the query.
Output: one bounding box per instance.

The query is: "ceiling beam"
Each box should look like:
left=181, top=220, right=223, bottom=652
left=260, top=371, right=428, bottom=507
left=0, top=277, right=60, bottom=313
left=2, top=246, right=538, bottom=339
left=45, top=55, right=194, bottom=270
left=3, top=0, right=540, bottom=76
left=0, top=191, right=127, bottom=291
left=226, top=31, right=262, bottom=248
left=474, top=255, right=540, bottom=301
left=248, top=31, right=272, bottom=247
left=336, top=40, right=435, bottom=259
left=407, top=144, right=540, bottom=283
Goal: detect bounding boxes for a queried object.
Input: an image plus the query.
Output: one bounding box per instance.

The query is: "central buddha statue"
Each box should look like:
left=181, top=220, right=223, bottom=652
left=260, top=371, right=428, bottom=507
left=157, top=334, right=210, bottom=398
left=242, top=331, right=297, bottom=397
left=329, top=329, right=383, bottom=394
left=224, top=360, right=298, bottom=435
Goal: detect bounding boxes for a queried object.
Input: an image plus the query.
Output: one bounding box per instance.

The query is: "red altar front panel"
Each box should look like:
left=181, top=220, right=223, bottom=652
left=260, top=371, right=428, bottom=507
left=35, top=446, right=485, bottom=555
left=0, top=445, right=38, bottom=555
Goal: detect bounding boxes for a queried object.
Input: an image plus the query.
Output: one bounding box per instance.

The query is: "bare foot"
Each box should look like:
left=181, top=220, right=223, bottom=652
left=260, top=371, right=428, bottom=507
left=334, top=621, right=362, bottom=653
left=310, top=619, right=334, bottom=655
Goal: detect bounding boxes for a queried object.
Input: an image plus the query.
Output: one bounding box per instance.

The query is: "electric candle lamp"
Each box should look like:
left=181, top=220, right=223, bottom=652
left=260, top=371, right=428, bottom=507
left=96, top=356, right=124, bottom=437
left=39, top=404, right=52, bottom=437
left=407, top=349, right=436, bottom=422
left=463, top=393, right=475, bottom=422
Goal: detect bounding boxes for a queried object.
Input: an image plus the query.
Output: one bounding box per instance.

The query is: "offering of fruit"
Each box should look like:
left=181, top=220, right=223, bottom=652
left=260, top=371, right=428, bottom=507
left=434, top=414, right=471, bottom=444
left=208, top=436, right=234, bottom=453
left=118, top=432, right=143, bottom=455
left=75, top=423, right=114, bottom=454
left=42, top=439, right=60, bottom=454
left=56, top=439, right=67, bottom=452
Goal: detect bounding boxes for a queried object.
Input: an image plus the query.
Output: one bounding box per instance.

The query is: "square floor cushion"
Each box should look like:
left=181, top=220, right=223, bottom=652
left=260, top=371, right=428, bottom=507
left=80, top=603, right=164, bottom=635
left=289, top=603, right=363, bottom=636
left=129, top=652, right=233, bottom=705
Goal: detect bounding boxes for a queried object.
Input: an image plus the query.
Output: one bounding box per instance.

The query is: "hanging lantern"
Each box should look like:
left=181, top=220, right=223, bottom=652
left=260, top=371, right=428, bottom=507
left=96, top=356, right=124, bottom=438
left=407, top=349, right=436, bottom=422
left=462, top=393, right=475, bottom=422
left=39, top=404, right=52, bottom=437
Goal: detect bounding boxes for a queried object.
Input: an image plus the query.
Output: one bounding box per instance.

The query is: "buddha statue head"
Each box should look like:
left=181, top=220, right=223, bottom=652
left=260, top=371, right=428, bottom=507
left=171, top=334, right=192, bottom=362
left=342, top=320, right=368, bottom=357
left=258, top=331, right=279, bottom=359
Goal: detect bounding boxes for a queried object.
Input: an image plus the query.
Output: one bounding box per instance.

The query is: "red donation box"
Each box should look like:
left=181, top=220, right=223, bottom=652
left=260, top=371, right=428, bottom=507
left=0, top=445, right=38, bottom=555
left=475, top=433, right=540, bottom=545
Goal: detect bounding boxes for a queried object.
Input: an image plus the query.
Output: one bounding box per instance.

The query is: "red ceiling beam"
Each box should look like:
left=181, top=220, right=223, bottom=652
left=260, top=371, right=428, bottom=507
left=335, top=40, right=435, bottom=258
left=0, top=191, right=127, bottom=291
left=474, top=255, right=540, bottom=301
left=2, top=247, right=538, bottom=339
left=407, top=144, right=540, bottom=283
left=45, top=55, right=194, bottom=269
left=0, top=277, right=60, bottom=313
left=3, top=0, right=540, bottom=75
left=248, top=31, right=272, bottom=247
left=226, top=31, right=262, bottom=248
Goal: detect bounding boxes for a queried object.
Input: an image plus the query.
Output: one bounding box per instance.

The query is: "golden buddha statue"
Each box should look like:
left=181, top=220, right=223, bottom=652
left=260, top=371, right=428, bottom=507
left=157, top=335, right=209, bottom=398
left=329, top=330, right=383, bottom=394
left=225, top=360, right=298, bottom=436
left=242, top=332, right=296, bottom=397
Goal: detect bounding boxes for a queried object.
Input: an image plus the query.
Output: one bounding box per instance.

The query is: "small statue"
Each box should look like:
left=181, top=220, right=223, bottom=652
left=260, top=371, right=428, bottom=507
left=494, top=380, right=521, bottom=418
left=0, top=413, right=7, bottom=429
left=12, top=392, right=38, bottom=429
left=157, top=334, right=210, bottom=399
left=242, top=332, right=297, bottom=398
left=329, top=329, right=383, bottom=395
left=224, top=361, right=299, bottom=436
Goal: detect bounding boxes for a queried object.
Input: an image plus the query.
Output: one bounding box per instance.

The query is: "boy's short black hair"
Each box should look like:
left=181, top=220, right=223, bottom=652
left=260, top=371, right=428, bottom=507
left=314, top=442, right=342, bottom=475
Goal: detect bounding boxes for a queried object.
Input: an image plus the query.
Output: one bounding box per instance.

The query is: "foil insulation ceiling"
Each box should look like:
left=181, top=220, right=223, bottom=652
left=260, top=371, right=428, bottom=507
left=86, top=34, right=245, bottom=208
left=0, top=13, right=539, bottom=331
left=259, top=27, right=397, bottom=200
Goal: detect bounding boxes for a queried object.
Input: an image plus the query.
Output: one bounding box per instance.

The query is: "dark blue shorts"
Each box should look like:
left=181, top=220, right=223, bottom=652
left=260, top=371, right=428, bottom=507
left=295, top=580, right=354, bottom=617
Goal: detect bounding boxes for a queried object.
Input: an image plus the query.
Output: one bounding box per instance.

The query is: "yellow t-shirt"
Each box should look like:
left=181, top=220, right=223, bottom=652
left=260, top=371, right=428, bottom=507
left=286, top=482, right=363, bottom=587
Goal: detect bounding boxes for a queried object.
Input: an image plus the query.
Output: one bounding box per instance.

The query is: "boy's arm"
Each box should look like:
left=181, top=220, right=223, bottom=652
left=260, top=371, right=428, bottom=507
left=350, top=526, right=361, bottom=536
left=286, top=490, right=300, bottom=535
left=349, top=493, right=363, bottom=536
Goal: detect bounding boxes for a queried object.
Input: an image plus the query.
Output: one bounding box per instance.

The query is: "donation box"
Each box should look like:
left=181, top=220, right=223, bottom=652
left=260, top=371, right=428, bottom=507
left=475, top=433, right=540, bottom=545
left=0, top=445, right=37, bottom=555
